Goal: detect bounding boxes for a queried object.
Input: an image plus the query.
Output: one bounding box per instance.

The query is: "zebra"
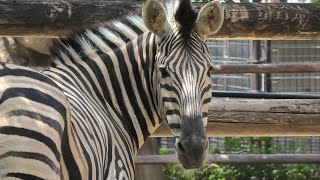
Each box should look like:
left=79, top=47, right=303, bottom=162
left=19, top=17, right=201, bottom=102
left=0, top=0, right=224, bottom=179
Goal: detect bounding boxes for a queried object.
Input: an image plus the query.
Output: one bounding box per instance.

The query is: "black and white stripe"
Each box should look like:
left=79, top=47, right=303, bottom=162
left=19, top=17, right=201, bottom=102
left=0, top=0, right=216, bottom=178
left=43, top=15, right=161, bottom=179
left=0, top=63, right=69, bottom=179
left=155, top=27, right=212, bottom=136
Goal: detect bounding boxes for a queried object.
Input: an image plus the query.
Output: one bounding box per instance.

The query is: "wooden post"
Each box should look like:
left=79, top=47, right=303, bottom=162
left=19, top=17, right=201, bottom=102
left=1, top=2, right=320, bottom=39
left=151, top=98, right=320, bottom=137
left=134, top=138, right=164, bottom=180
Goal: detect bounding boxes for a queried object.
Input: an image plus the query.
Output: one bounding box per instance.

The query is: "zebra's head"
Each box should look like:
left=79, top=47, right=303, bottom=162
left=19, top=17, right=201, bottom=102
left=143, top=0, right=224, bottom=169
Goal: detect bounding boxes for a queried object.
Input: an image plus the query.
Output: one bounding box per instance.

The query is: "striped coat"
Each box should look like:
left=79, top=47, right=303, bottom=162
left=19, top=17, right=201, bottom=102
left=0, top=0, right=224, bottom=179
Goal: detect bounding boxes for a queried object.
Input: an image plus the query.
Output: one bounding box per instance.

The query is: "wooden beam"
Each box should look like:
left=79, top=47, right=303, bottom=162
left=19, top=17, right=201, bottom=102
left=135, top=139, right=164, bottom=180
left=151, top=98, right=320, bottom=137
left=135, top=154, right=320, bottom=164
left=211, top=64, right=320, bottom=74
left=209, top=3, right=320, bottom=40
left=0, top=0, right=142, bottom=37
left=1, top=1, right=320, bottom=39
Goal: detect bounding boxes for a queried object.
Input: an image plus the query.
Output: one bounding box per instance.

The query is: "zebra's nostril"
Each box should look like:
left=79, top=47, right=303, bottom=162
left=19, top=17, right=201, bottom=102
left=177, top=142, right=185, bottom=153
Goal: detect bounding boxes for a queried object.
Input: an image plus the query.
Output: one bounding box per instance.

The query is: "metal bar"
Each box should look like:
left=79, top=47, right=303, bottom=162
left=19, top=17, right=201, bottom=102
left=211, top=64, right=320, bottom=74
left=135, top=154, right=320, bottom=164
left=212, top=91, right=320, bottom=99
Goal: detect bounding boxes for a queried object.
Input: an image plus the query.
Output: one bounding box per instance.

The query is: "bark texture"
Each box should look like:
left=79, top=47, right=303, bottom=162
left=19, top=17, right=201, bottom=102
left=210, top=3, right=320, bottom=40
left=1, top=2, right=320, bottom=39
left=152, top=98, right=320, bottom=137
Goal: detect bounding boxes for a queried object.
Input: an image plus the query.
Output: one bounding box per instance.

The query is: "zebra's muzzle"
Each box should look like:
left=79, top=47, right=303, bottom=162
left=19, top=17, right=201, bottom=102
left=175, top=135, right=208, bottom=169
left=175, top=116, right=208, bottom=169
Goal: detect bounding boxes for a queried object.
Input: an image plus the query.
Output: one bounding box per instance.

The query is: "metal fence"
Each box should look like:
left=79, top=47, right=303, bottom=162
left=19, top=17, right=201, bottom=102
left=208, top=40, right=253, bottom=92
left=270, top=40, right=320, bottom=94
left=160, top=39, right=320, bottom=155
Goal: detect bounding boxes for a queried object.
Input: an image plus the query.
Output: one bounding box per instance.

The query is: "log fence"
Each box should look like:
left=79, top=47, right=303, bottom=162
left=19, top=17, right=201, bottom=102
left=1, top=1, right=320, bottom=39
left=4, top=0, right=320, bottom=166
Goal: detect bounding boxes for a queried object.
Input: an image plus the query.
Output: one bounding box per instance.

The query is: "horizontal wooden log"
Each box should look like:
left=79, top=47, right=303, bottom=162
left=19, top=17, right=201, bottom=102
left=1, top=1, right=320, bottom=39
left=211, top=64, right=320, bottom=74
left=0, top=0, right=142, bottom=37
left=211, top=3, right=320, bottom=40
left=135, top=154, right=320, bottom=164
left=151, top=98, right=320, bottom=137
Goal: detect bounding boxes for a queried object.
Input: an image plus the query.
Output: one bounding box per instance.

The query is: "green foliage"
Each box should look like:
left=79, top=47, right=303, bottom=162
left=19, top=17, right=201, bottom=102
left=195, top=164, right=227, bottom=180
left=310, top=0, right=320, bottom=3
left=162, top=137, right=320, bottom=179
left=163, top=163, right=227, bottom=180
left=224, top=137, right=273, bottom=154
left=163, top=161, right=320, bottom=179
left=218, top=164, right=320, bottom=180
left=160, top=148, right=170, bottom=155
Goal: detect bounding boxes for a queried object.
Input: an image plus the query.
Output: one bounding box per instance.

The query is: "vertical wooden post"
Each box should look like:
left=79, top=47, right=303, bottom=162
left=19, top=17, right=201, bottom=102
left=134, top=138, right=164, bottom=180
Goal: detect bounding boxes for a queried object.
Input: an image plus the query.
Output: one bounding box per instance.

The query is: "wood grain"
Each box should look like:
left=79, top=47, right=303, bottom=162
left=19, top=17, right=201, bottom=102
left=152, top=98, right=320, bottom=137
left=211, top=3, right=320, bottom=40
left=0, top=0, right=142, bottom=37
left=1, top=1, right=320, bottom=39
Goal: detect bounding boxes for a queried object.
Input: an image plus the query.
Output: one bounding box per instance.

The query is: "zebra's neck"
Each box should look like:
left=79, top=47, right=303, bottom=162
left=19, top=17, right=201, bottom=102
left=103, top=31, right=162, bottom=148
left=47, top=30, right=162, bottom=151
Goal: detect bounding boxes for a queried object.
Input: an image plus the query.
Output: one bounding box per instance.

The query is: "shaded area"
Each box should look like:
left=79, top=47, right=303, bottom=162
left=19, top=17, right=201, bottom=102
left=0, top=37, right=52, bottom=66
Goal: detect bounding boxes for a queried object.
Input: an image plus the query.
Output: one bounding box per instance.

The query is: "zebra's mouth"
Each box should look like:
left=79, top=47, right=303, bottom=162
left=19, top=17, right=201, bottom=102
left=175, top=135, right=209, bottom=169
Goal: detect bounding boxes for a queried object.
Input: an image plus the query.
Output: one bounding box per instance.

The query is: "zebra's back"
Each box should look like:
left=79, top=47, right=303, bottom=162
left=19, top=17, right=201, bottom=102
left=42, top=66, right=137, bottom=180
left=0, top=62, right=135, bottom=179
left=0, top=63, right=70, bottom=179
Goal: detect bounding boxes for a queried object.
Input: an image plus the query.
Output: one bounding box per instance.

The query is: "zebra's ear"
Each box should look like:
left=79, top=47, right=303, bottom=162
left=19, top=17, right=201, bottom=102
left=142, top=0, right=170, bottom=37
left=195, top=0, right=224, bottom=36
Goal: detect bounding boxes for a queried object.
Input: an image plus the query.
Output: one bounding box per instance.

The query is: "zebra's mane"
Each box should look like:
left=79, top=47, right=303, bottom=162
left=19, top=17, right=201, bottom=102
left=50, top=14, right=148, bottom=66
left=50, top=1, right=190, bottom=66
left=174, top=0, right=197, bottom=38
left=164, top=0, right=198, bottom=38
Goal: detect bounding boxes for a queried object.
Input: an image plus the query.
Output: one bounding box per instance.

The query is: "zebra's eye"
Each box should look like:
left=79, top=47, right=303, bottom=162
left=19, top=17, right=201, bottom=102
left=159, top=66, right=170, bottom=78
